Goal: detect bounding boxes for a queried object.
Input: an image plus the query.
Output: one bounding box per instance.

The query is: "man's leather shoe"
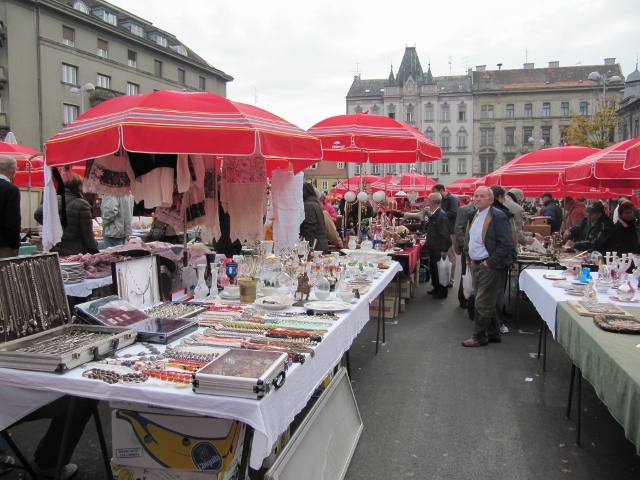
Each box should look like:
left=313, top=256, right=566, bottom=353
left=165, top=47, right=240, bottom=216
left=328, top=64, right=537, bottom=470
left=461, top=338, right=487, bottom=347
left=446, top=283, right=453, bottom=288
left=29, top=462, right=78, bottom=480
left=427, top=289, right=436, bottom=294
left=488, top=336, right=501, bottom=343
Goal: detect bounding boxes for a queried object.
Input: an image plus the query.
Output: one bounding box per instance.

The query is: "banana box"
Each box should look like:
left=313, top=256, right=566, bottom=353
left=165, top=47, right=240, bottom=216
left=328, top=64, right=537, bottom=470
left=111, top=462, right=241, bottom=480
left=111, top=410, right=245, bottom=475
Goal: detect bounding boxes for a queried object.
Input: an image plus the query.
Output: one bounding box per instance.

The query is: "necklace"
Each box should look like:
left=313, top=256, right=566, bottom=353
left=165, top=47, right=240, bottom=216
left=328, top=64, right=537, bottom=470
left=124, top=260, right=152, bottom=305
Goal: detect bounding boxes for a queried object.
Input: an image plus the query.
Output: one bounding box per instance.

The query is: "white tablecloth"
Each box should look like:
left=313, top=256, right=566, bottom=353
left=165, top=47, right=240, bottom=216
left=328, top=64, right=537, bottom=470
left=519, top=269, right=633, bottom=339
left=64, top=276, right=113, bottom=297
left=0, top=263, right=401, bottom=469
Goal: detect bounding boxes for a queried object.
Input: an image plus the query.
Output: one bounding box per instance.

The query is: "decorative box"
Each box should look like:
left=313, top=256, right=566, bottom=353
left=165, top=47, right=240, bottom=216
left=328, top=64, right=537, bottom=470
left=74, top=295, right=198, bottom=344
left=0, top=324, right=137, bottom=373
left=111, top=255, right=205, bottom=318
left=192, top=349, right=288, bottom=400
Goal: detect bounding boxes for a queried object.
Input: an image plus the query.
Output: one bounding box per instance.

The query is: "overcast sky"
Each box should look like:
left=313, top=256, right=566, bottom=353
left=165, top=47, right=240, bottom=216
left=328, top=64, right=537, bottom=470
left=109, top=0, right=639, bottom=130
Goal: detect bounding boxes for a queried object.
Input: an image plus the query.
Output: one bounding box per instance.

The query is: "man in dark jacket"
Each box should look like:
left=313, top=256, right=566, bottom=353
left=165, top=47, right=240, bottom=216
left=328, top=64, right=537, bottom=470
left=427, top=193, right=452, bottom=299
left=0, top=155, right=21, bottom=258
left=300, top=183, right=329, bottom=253
left=432, top=184, right=459, bottom=286
left=611, top=201, right=638, bottom=263
left=540, top=192, right=562, bottom=233
left=563, top=201, right=614, bottom=252
left=462, top=187, right=514, bottom=347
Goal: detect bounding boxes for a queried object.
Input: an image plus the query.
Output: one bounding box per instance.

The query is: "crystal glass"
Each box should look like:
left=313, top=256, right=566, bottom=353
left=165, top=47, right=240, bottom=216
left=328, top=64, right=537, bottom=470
left=314, top=276, right=331, bottom=300
left=225, top=262, right=238, bottom=285
left=582, top=280, right=598, bottom=307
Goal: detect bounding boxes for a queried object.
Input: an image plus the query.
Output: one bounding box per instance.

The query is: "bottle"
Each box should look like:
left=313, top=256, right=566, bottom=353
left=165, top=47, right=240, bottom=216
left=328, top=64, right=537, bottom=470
left=583, top=280, right=598, bottom=307
left=617, top=279, right=636, bottom=301
left=579, top=267, right=592, bottom=284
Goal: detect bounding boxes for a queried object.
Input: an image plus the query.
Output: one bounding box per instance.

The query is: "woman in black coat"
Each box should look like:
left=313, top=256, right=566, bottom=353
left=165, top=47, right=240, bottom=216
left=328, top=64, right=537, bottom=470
left=300, top=183, right=329, bottom=253
left=611, top=201, right=639, bottom=260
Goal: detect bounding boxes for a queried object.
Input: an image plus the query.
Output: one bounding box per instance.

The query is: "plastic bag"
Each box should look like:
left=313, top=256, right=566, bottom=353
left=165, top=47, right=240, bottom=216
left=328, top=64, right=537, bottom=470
left=462, top=269, right=474, bottom=299
left=437, top=257, right=452, bottom=285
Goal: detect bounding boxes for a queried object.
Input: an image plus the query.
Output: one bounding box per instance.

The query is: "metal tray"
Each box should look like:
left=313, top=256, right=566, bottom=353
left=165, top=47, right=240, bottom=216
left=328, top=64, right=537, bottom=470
left=0, top=324, right=137, bottom=373
left=134, top=317, right=199, bottom=344
left=192, top=349, right=288, bottom=400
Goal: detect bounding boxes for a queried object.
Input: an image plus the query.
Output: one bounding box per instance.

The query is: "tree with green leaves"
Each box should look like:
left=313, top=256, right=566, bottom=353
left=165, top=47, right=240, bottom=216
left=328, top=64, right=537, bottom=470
left=560, top=104, right=621, bottom=148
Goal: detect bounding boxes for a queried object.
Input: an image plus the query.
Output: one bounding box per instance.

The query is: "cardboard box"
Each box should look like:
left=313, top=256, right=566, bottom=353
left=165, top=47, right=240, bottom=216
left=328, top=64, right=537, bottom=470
left=111, top=409, right=244, bottom=476
left=399, top=299, right=406, bottom=313
left=399, top=280, right=411, bottom=299
left=369, top=296, right=398, bottom=318
left=111, top=462, right=242, bottom=480
left=260, top=426, right=291, bottom=470
left=385, top=281, right=412, bottom=299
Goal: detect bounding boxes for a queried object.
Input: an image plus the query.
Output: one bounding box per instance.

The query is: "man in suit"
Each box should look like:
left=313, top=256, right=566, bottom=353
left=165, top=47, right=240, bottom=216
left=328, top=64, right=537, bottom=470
left=427, top=192, right=452, bottom=299
left=0, top=155, right=21, bottom=258
left=462, top=187, right=514, bottom=347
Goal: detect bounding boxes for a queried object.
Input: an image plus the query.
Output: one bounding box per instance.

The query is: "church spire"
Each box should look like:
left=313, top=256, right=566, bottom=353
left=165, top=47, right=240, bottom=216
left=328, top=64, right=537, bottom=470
left=425, top=62, right=434, bottom=84
left=387, top=64, right=396, bottom=86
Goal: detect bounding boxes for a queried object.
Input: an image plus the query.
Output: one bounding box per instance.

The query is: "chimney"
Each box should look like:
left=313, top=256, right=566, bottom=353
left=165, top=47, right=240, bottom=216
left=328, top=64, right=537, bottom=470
left=497, top=63, right=503, bottom=70
left=468, top=68, right=472, bottom=76
left=476, top=65, right=486, bottom=72
left=604, top=57, right=616, bottom=65
left=549, top=61, right=559, bottom=68
left=524, top=63, right=535, bottom=69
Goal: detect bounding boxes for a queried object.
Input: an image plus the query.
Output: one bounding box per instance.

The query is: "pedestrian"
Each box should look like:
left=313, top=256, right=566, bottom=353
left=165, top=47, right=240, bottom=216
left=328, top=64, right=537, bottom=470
left=300, top=183, right=329, bottom=253
left=461, top=186, right=514, bottom=347
left=431, top=183, right=459, bottom=287
left=0, top=155, right=21, bottom=259
left=101, top=195, right=133, bottom=247
left=318, top=192, right=337, bottom=221
left=505, top=188, right=544, bottom=246
left=454, top=201, right=476, bottom=309
left=539, top=192, right=562, bottom=233
left=563, top=201, right=614, bottom=252
left=611, top=201, right=638, bottom=259
left=612, top=197, right=628, bottom=223
left=563, top=196, right=587, bottom=230
left=426, top=192, right=452, bottom=299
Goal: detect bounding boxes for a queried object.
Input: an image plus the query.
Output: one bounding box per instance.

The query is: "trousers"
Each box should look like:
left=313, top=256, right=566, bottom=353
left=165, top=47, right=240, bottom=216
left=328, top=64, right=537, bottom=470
left=471, top=263, right=504, bottom=343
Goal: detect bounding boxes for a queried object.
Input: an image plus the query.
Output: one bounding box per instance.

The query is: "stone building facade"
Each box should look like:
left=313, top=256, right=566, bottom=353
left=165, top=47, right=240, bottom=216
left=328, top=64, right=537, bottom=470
left=0, top=0, right=232, bottom=149
left=618, top=65, right=640, bottom=141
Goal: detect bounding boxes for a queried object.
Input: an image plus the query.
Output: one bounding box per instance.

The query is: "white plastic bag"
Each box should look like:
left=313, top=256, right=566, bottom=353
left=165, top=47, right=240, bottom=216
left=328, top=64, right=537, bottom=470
left=462, top=269, right=474, bottom=299
left=437, top=257, right=452, bottom=285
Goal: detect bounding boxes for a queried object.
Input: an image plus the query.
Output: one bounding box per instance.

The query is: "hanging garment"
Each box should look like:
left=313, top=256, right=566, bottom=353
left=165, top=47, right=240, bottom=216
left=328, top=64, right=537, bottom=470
left=271, top=169, right=304, bottom=254
left=83, top=154, right=132, bottom=197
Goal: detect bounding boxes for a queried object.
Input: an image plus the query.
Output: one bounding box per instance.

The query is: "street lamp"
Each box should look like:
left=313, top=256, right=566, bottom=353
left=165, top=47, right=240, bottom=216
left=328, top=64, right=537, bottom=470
left=588, top=71, right=622, bottom=107
left=69, top=82, right=95, bottom=113
left=528, top=136, right=545, bottom=150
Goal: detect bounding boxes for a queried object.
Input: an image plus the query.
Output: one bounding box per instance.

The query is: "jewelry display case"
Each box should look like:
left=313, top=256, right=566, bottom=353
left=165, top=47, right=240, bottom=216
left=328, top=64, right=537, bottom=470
left=111, top=255, right=205, bottom=318
left=192, top=349, right=289, bottom=400
left=74, top=295, right=199, bottom=344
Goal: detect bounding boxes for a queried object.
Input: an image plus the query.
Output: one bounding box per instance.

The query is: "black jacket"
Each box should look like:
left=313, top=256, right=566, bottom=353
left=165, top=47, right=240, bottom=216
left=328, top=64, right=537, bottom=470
left=541, top=199, right=562, bottom=232
left=427, top=208, right=452, bottom=253
left=441, top=192, right=459, bottom=230
left=611, top=218, right=639, bottom=256
left=567, top=215, right=615, bottom=252
left=0, top=178, right=21, bottom=250
left=300, top=189, right=329, bottom=253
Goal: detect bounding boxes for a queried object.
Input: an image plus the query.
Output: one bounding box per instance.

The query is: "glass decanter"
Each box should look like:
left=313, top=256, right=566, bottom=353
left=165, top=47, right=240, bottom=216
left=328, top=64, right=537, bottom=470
left=617, top=278, right=636, bottom=301
left=582, top=280, right=598, bottom=307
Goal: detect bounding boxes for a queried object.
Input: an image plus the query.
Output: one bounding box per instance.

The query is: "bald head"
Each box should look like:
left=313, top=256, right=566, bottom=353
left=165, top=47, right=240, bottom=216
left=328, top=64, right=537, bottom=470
left=0, top=155, right=17, bottom=182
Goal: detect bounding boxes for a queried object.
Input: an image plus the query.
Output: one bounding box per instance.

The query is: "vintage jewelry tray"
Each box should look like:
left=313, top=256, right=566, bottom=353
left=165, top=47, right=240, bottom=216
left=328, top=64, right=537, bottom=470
left=111, top=255, right=204, bottom=318
left=0, top=324, right=137, bottom=373
left=0, top=253, right=71, bottom=344
left=192, top=349, right=289, bottom=400
left=74, top=295, right=198, bottom=344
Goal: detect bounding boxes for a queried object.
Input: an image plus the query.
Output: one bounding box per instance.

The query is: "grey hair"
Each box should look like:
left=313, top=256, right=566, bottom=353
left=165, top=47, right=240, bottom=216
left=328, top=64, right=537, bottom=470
left=475, top=186, right=494, bottom=200
left=508, top=188, right=525, bottom=202
left=0, top=155, right=17, bottom=174
left=429, top=192, right=442, bottom=204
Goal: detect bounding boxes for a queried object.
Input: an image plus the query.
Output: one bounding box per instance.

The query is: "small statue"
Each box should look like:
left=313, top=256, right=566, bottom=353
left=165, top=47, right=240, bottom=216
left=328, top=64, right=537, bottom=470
left=295, top=272, right=312, bottom=301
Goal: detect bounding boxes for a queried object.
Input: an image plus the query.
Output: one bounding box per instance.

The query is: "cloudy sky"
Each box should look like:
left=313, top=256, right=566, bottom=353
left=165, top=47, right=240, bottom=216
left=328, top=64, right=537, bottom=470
left=109, top=0, right=639, bottom=130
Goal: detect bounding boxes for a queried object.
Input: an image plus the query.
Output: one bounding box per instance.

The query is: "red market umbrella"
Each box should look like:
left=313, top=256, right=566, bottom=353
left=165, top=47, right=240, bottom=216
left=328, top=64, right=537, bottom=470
left=0, top=142, right=41, bottom=160
left=307, top=113, right=441, bottom=163
left=44, top=90, right=322, bottom=172
left=371, top=172, right=436, bottom=194
left=332, top=175, right=382, bottom=193
left=446, top=177, right=482, bottom=195
left=624, top=139, right=640, bottom=170
left=566, top=137, right=640, bottom=188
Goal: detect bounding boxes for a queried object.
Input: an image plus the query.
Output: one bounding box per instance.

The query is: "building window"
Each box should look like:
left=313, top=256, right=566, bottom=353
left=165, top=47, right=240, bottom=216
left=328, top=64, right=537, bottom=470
left=103, top=11, right=117, bottom=26
left=457, top=131, right=467, bottom=147
left=148, top=34, right=167, bottom=47
left=560, top=128, right=568, bottom=145
left=62, top=26, right=75, bottom=47
left=354, top=164, right=360, bottom=175
left=481, top=105, right=494, bottom=119
left=199, top=76, right=206, bottom=91
left=506, top=104, right=514, bottom=118
left=561, top=102, right=569, bottom=116
left=96, top=74, right=110, bottom=89
left=321, top=180, right=328, bottom=191
left=337, top=162, right=344, bottom=170
left=178, top=69, right=186, bottom=85
left=154, top=60, right=163, bottom=77
left=306, top=164, right=317, bottom=170
left=441, top=159, right=450, bottom=174
left=579, top=101, right=588, bottom=115
left=524, top=103, right=533, bottom=117
left=97, top=39, right=108, bottom=58
left=387, top=164, right=396, bottom=174
left=480, top=129, right=494, bottom=146
left=62, top=63, right=77, bottom=84
left=388, top=105, right=395, bottom=119
left=441, top=131, right=450, bottom=148
left=458, top=105, right=466, bottom=121
left=355, top=105, right=363, bottom=114
left=480, top=154, right=495, bottom=174
left=457, top=158, right=466, bottom=174
left=634, top=119, right=639, bottom=138
left=371, top=164, right=380, bottom=174
left=523, top=127, right=533, bottom=143
left=441, top=104, right=450, bottom=121
left=542, top=102, right=551, bottom=117
left=426, top=162, right=433, bottom=174
left=129, top=23, right=144, bottom=37
left=505, top=128, right=515, bottom=146
left=63, top=103, right=79, bottom=125
left=542, top=127, right=551, bottom=144
left=425, top=104, right=433, bottom=121
left=371, top=106, right=379, bottom=115
left=406, top=106, right=414, bottom=123
left=128, top=50, right=137, bottom=68
left=127, top=82, right=140, bottom=95
left=73, top=1, right=89, bottom=13
left=504, top=153, right=516, bottom=163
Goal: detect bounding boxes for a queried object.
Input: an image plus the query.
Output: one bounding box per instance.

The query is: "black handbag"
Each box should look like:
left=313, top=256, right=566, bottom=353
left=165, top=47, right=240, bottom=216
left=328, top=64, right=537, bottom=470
left=148, top=225, right=166, bottom=241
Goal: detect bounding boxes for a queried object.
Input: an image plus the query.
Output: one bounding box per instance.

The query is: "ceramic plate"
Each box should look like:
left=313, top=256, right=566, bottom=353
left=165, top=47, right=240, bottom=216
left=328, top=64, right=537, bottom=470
left=564, top=289, right=585, bottom=296
left=254, top=295, right=295, bottom=310
left=609, top=296, right=640, bottom=303
left=219, top=291, right=240, bottom=300
left=303, top=301, right=352, bottom=312
left=543, top=273, right=566, bottom=281
left=552, top=280, right=573, bottom=288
